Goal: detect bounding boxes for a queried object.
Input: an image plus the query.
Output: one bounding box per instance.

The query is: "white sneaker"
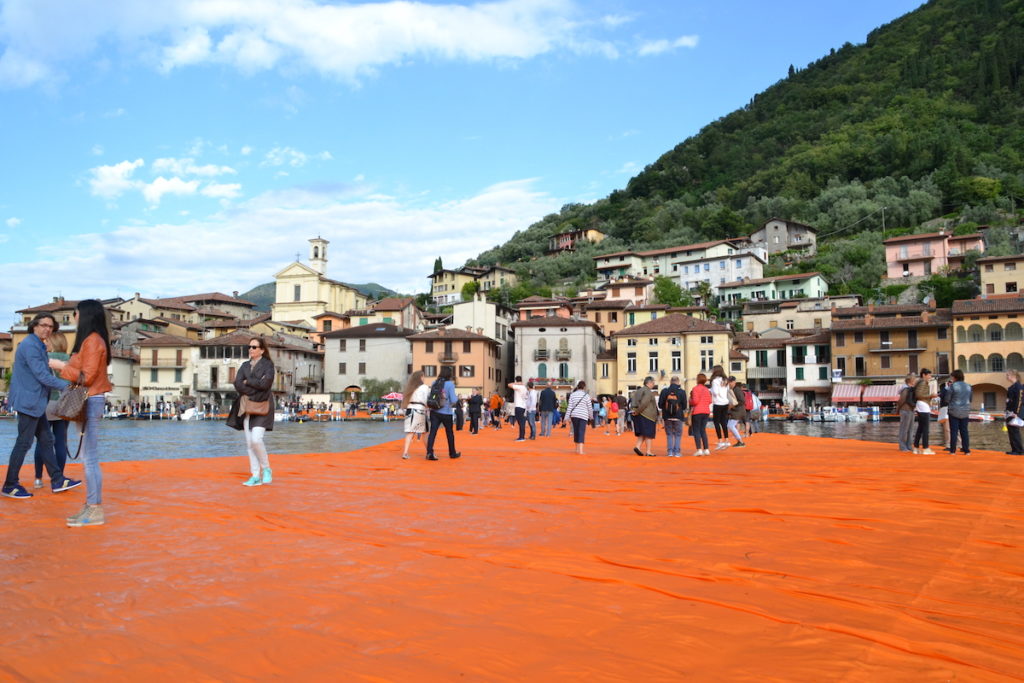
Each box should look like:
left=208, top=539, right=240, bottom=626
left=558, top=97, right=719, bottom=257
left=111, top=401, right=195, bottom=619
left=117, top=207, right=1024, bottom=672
left=920, top=448, right=936, bottom=455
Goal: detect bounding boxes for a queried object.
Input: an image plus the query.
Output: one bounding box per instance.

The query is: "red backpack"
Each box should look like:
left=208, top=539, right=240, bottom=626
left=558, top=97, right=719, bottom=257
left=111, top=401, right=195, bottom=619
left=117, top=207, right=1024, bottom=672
left=743, top=389, right=753, bottom=411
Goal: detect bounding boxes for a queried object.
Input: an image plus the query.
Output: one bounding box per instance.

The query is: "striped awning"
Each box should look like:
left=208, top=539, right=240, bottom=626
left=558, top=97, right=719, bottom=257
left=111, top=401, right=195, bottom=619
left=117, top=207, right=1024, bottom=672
left=862, top=384, right=902, bottom=403
left=831, top=384, right=863, bottom=403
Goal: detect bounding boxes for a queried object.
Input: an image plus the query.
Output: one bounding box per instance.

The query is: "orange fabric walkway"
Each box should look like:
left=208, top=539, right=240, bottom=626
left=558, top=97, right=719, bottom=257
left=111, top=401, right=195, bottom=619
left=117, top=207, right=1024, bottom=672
left=2, top=429, right=1023, bottom=681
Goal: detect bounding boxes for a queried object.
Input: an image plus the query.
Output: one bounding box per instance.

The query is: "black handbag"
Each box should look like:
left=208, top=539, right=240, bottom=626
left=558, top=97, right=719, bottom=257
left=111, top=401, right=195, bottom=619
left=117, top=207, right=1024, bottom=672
left=55, top=372, right=89, bottom=421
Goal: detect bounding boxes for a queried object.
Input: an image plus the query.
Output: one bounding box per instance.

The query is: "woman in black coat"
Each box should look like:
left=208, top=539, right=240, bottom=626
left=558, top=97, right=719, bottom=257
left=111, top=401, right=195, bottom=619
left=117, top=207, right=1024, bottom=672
left=227, top=337, right=276, bottom=486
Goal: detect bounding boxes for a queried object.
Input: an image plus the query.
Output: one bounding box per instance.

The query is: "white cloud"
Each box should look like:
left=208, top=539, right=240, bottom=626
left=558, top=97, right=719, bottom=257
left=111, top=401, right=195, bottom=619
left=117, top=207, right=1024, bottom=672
left=200, top=182, right=242, bottom=199
left=636, top=35, right=699, bottom=57
left=240, top=146, right=253, bottom=156
left=0, top=0, right=622, bottom=88
left=261, top=146, right=331, bottom=168
left=152, top=157, right=237, bottom=177
left=91, top=144, right=104, bottom=156
left=103, top=107, right=126, bottom=118
left=141, top=176, right=200, bottom=205
left=88, top=158, right=144, bottom=199
left=615, top=161, right=638, bottom=175
left=5, top=217, right=21, bottom=228
left=0, top=178, right=560, bottom=317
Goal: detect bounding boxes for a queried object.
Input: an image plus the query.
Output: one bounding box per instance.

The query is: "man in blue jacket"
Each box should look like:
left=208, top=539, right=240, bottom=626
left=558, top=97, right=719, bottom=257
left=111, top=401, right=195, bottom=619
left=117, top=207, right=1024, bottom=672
left=2, top=314, right=82, bottom=499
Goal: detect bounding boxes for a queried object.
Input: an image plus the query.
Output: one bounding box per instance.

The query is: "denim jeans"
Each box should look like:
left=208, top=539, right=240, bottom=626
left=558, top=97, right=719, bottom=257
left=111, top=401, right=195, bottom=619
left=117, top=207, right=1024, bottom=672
left=80, top=396, right=105, bottom=504
left=948, top=415, right=970, bottom=453
left=526, top=410, right=536, bottom=438
left=914, top=411, right=930, bottom=449
left=5, top=412, right=63, bottom=488
left=515, top=407, right=526, bottom=439
left=34, top=418, right=69, bottom=480
left=571, top=417, right=587, bottom=444
left=664, top=419, right=683, bottom=455
left=727, top=418, right=743, bottom=443
left=539, top=411, right=552, bottom=437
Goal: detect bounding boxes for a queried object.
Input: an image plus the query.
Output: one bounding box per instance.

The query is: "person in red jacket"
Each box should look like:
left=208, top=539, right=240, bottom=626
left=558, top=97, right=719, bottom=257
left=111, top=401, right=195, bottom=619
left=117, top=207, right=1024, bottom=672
left=688, top=373, right=712, bottom=456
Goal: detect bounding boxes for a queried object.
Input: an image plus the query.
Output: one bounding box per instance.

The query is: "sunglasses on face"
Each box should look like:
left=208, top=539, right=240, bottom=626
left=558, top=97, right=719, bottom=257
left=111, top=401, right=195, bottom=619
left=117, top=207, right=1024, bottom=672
left=249, top=345, right=260, bottom=349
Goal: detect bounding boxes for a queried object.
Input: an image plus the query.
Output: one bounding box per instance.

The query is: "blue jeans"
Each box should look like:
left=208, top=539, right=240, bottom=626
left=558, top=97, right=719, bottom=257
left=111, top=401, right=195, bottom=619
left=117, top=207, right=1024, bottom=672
left=82, top=396, right=105, bottom=504
left=539, top=411, right=552, bottom=437
left=35, top=419, right=69, bottom=479
left=5, top=412, right=63, bottom=488
left=515, top=407, right=526, bottom=439
left=664, top=419, right=683, bottom=455
left=526, top=410, right=536, bottom=438
left=948, top=415, right=970, bottom=453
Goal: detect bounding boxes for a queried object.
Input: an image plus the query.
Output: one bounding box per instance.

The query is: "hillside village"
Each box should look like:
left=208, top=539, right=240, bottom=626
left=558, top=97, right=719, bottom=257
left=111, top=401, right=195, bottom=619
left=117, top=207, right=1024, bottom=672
left=2, top=221, right=1022, bottom=415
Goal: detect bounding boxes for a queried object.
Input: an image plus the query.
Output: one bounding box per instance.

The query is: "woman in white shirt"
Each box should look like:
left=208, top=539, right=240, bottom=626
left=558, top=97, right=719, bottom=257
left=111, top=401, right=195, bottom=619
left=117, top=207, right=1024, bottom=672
left=709, top=365, right=731, bottom=451
left=400, top=371, right=431, bottom=459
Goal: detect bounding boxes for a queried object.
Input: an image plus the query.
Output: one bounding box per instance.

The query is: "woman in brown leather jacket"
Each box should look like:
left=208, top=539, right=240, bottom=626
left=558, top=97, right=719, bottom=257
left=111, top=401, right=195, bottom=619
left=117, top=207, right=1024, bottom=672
left=50, top=299, right=113, bottom=527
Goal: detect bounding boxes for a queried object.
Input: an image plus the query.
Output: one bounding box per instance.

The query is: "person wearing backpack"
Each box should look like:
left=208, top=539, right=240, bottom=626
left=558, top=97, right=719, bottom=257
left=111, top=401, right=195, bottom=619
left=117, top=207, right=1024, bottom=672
left=658, top=376, right=688, bottom=457
left=745, top=389, right=762, bottom=436
left=425, top=366, right=460, bottom=460
left=726, top=377, right=748, bottom=448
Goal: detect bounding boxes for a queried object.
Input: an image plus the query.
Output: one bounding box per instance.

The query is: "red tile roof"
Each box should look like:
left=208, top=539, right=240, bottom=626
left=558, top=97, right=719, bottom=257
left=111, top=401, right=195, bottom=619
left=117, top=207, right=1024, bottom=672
left=951, top=296, right=1024, bottom=315
left=613, top=313, right=731, bottom=336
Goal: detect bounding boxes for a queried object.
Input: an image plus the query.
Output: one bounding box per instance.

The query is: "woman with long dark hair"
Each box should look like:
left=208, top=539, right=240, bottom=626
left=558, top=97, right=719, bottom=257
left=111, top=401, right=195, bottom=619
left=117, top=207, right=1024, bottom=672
left=566, top=381, right=593, bottom=455
left=50, top=299, right=112, bottom=526
left=229, top=337, right=276, bottom=485
left=709, top=365, right=730, bottom=451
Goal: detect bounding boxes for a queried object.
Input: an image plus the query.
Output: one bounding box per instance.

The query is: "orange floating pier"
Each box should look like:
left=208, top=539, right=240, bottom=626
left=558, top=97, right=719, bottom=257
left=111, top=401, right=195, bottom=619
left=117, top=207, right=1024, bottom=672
left=2, top=430, right=1023, bottom=681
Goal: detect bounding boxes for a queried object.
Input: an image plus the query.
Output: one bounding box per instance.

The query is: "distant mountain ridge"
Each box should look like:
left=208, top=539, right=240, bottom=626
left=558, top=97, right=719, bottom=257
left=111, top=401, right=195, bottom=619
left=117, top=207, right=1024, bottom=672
left=239, top=282, right=399, bottom=313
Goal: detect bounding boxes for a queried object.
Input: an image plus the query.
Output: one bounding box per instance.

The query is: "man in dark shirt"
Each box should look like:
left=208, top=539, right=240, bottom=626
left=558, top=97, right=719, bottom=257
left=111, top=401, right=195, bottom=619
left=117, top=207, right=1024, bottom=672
left=538, top=386, right=557, bottom=437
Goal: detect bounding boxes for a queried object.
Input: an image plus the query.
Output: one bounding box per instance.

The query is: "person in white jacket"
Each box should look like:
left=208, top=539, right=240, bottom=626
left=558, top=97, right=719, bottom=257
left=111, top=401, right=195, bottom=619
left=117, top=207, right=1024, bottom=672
left=709, top=365, right=731, bottom=450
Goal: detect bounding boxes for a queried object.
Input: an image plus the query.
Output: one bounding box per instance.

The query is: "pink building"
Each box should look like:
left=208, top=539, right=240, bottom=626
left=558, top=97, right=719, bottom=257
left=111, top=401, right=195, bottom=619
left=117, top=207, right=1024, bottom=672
left=883, top=231, right=985, bottom=279
left=514, top=296, right=574, bottom=321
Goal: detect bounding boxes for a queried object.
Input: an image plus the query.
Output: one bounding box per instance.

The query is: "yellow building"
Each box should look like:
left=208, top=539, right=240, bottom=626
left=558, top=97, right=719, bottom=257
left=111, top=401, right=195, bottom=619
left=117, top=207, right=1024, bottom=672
left=978, top=254, right=1023, bottom=297
left=952, top=295, right=1024, bottom=410
left=594, top=349, right=618, bottom=397
left=612, top=313, right=733, bottom=394
left=429, top=268, right=483, bottom=306
left=116, top=295, right=197, bottom=323
left=137, top=333, right=197, bottom=406
left=12, top=297, right=127, bottom=356
left=271, top=238, right=368, bottom=326
left=0, top=332, right=12, bottom=390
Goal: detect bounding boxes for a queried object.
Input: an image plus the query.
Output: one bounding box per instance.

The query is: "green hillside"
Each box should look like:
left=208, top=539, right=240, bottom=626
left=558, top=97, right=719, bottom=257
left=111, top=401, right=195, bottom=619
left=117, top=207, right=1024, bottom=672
left=471, top=0, right=1024, bottom=301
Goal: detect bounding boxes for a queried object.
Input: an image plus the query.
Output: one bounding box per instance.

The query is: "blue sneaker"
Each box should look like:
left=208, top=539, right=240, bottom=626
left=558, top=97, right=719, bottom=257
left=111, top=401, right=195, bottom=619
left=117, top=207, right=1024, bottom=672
left=261, top=468, right=273, bottom=485
left=2, top=484, right=33, bottom=499
left=242, top=476, right=262, bottom=487
left=52, top=478, right=83, bottom=493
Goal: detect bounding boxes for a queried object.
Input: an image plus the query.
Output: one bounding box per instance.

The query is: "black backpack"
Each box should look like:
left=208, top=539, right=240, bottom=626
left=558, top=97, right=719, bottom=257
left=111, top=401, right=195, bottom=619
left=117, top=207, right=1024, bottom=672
left=426, top=378, right=446, bottom=410
left=662, top=388, right=685, bottom=420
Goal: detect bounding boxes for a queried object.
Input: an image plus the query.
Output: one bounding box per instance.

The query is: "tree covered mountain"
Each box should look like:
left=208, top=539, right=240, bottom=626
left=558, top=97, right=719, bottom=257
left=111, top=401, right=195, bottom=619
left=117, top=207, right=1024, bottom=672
left=470, top=0, right=1024, bottom=301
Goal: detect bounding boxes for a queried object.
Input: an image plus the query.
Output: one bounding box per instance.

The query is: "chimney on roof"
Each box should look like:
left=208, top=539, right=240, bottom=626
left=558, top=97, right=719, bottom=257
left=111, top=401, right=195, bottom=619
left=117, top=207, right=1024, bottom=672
left=233, top=291, right=239, bottom=298
left=476, top=327, right=484, bottom=335
left=921, top=309, right=930, bottom=323
left=465, top=326, right=472, bottom=332
left=867, top=303, right=875, bottom=313
left=928, top=298, right=936, bottom=310
left=865, top=313, right=874, bottom=326
left=134, top=292, right=140, bottom=299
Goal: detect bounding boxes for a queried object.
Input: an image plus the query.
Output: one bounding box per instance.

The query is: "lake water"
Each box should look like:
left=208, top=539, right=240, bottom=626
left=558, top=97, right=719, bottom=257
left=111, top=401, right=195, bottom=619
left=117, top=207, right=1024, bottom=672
left=0, top=418, right=405, bottom=466
left=0, top=416, right=1014, bottom=465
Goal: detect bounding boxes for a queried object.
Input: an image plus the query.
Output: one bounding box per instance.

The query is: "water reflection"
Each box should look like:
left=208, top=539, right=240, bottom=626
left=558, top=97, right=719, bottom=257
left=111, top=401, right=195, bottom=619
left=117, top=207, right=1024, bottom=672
left=0, top=417, right=1014, bottom=464
left=760, top=418, right=1011, bottom=451
left=0, top=418, right=405, bottom=465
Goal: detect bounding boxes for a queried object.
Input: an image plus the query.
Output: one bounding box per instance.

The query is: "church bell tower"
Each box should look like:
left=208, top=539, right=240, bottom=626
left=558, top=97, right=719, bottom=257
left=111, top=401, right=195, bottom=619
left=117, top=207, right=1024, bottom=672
left=309, top=237, right=328, bottom=274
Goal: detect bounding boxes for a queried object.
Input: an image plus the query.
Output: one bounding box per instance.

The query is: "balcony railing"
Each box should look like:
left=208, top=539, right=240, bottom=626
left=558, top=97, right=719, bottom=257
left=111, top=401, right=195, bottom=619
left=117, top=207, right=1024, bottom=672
left=534, top=349, right=550, bottom=361
left=554, top=349, right=571, bottom=360
left=438, top=351, right=459, bottom=364
left=745, top=367, right=787, bottom=379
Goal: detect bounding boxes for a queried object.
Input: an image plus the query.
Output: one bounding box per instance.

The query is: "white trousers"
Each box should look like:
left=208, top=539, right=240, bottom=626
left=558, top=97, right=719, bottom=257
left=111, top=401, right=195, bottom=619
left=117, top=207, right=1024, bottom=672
left=244, top=416, right=270, bottom=476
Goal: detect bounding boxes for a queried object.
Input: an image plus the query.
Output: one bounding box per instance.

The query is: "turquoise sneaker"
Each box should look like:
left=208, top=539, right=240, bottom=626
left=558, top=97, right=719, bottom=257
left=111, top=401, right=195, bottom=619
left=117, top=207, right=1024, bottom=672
left=261, top=468, right=273, bottom=485
left=242, top=475, right=262, bottom=487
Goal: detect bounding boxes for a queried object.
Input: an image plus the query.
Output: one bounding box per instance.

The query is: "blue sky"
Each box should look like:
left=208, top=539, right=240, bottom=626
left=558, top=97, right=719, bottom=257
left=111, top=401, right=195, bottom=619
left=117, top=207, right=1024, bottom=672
left=0, top=0, right=925, bottom=323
